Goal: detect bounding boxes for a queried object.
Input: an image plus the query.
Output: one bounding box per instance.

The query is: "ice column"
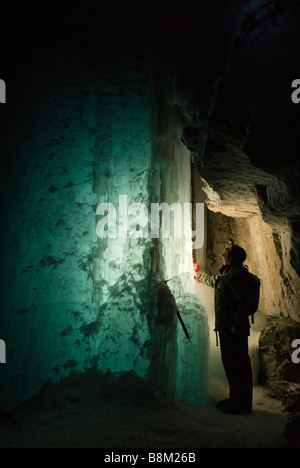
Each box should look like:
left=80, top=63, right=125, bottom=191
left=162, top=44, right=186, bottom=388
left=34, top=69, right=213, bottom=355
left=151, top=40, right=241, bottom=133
left=150, top=60, right=209, bottom=404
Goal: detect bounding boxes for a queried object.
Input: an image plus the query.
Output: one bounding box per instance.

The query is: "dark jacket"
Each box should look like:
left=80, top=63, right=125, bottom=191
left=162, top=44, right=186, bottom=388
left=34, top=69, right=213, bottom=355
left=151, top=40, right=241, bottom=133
left=196, top=264, right=251, bottom=336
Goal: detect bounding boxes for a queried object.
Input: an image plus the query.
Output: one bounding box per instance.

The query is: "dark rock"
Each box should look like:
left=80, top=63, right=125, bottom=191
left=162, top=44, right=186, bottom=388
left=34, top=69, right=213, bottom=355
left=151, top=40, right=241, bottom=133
left=268, top=380, right=300, bottom=412
left=258, top=317, right=300, bottom=409
left=284, top=412, right=300, bottom=445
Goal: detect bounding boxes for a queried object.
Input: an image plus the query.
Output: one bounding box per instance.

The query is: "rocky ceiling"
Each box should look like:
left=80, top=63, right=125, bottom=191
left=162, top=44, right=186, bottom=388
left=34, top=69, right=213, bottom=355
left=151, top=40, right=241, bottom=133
left=2, top=0, right=299, bottom=207
left=176, top=0, right=300, bottom=275
left=1, top=0, right=299, bottom=263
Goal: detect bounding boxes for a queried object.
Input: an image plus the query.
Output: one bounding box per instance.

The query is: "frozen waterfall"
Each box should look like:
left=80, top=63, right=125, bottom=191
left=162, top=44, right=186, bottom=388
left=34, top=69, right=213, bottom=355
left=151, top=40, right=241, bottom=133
left=0, top=55, right=209, bottom=411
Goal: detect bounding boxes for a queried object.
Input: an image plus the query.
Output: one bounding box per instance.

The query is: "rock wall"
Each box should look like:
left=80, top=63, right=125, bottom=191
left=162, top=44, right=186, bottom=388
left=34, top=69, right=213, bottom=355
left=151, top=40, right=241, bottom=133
left=161, top=0, right=300, bottom=326
left=259, top=318, right=300, bottom=412
left=177, top=0, right=300, bottom=400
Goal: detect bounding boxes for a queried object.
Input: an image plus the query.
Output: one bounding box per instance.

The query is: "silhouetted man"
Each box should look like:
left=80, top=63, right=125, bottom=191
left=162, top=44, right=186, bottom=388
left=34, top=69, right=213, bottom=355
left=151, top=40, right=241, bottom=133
left=195, top=243, right=253, bottom=414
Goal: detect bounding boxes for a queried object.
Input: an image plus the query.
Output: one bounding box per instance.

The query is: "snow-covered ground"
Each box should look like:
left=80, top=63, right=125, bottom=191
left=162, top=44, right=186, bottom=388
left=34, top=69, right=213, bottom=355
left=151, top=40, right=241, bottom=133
left=0, top=371, right=290, bottom=448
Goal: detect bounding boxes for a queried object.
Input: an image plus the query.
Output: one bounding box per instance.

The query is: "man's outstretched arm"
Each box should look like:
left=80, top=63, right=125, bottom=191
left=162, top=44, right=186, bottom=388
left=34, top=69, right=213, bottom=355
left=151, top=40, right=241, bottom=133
left=195, top=273, right=218, bottom=288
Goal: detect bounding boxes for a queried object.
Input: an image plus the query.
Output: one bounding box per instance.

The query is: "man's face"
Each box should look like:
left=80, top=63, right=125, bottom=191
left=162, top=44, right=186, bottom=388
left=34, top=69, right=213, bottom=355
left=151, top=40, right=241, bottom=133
left=222, top=246, right=234, bottom=264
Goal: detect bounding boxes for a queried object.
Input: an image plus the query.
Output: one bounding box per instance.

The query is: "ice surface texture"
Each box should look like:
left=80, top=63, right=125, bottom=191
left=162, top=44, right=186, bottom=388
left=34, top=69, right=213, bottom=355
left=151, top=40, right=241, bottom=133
left=0, top=56, right=208, bottom=410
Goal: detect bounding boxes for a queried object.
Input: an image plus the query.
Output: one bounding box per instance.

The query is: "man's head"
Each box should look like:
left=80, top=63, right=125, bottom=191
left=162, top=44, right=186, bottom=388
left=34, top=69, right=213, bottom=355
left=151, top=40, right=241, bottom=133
left=222, top=243, right=247, bottom=266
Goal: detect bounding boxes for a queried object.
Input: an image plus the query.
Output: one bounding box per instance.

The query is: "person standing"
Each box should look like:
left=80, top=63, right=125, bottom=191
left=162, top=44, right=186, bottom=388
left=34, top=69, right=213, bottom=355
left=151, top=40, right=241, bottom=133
left=195, top=243, right=253, bottom=415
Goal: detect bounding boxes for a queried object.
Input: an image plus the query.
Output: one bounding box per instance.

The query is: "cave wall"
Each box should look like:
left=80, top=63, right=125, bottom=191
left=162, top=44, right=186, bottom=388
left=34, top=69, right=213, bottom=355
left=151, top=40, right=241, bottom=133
left=176, top=0, right=300, bottom=402
left=0, top=0, right=299, bottom=411
left=201, top=207, right=300, bottom=323
left=177, top=1, right=300, bottom=324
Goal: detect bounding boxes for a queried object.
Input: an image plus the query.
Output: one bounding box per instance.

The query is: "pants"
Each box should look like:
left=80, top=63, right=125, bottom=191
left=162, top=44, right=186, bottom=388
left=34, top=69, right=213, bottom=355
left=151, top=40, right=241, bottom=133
left=219, top=330, right=253, bottom=410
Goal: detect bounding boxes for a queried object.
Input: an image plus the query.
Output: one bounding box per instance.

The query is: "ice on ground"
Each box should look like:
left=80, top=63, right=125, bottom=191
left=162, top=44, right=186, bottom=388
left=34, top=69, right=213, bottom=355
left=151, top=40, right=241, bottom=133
left=0, top=370, right=290, bottom=449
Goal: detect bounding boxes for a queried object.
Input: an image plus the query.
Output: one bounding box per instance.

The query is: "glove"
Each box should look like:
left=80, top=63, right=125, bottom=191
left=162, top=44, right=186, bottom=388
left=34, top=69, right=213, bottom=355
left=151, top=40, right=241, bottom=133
left=193, top=259, right=200, bottom=273
left=193, top=259, right=200, bottom=280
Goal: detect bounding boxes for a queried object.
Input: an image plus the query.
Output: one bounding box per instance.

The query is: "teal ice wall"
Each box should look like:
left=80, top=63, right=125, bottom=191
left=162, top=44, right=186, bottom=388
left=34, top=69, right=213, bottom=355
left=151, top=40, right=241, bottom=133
left=0, top=57, right=153, bottom=410
left=0, top=55, right=208, bottom=411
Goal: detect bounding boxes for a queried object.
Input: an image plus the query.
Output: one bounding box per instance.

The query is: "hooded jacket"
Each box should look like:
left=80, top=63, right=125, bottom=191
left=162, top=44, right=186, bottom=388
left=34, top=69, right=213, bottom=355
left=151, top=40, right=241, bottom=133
left=196, top=264, right=251, bottom=336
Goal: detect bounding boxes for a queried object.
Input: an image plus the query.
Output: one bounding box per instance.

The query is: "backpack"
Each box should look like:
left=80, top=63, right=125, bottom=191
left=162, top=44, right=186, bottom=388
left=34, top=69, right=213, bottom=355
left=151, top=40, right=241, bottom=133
left=227, top=265, right=261, bottom=324
left=246, top=269, right=261, bottom=323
